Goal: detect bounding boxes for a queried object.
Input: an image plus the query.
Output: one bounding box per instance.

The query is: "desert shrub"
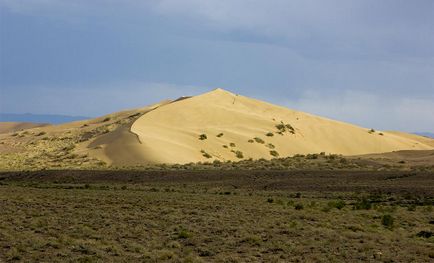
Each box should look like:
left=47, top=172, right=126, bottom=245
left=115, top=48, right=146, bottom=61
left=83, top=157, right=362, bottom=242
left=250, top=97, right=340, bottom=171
left=11, top=133, right=18, bottom=137
left=254, top=137, right=265, bottom=144
left=275, top=122, right=295, bottom=134
left=266, top=143, right=275, bottom=149
left=177, top=229, right=192, bottom=239
left=222, top=145, right=228, bottom=148
left=266, top=132, right=274, bottom=137
left=379, top=133, right=384, bottom=136
left=234, top=150, right=244, bottom=159
left=200, top=150, right=212, bottom=158
left=267, top=198, right=274, bottom=203
left=198, top=134, right=207, bottom=140
left=354, top=198, right=372, bottom=210
left=36, top=131, right=46, bottom=136
left=229, top=142, right=236, bottom=147
left=275, top=123, right=285, bottom=131
left=270, top=150, right=279, bottom=157
left=306, top=154, right=318, bottom=159
left=248, top=139, right=254, bottom=143
left=294, top=204, right=304, bottom=210
left=416, top=231, right=433, bottom=238
left=102, top=117, right=111, bottom=122
left=328, top=200, right=346, bottom=210
left=381, top=214, right=394, bottom=229
left=368, top=128, right=375, bottom=133
left=216, top=133, right=224, bottom=137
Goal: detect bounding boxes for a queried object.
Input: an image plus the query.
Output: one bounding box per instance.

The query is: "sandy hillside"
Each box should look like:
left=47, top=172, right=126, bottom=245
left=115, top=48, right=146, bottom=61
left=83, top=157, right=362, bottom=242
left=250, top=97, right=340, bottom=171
left=0, top=122, right=50, bottom=134
left=128, top=89, right=434, bottom=164
left=1, top=88, right=433, bottom=168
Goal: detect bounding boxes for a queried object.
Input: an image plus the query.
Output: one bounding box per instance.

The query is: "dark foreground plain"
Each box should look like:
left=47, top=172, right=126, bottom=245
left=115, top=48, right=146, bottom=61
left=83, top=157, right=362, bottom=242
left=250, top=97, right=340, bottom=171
left=1, top=170, right=433, bottom=262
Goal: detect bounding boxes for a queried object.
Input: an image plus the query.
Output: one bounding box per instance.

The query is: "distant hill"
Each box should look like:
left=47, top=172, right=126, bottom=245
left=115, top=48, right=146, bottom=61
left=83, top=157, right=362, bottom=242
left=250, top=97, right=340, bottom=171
left=0, top=113, right=89, bottom=124
left=413, top=132, right=434, bottom=138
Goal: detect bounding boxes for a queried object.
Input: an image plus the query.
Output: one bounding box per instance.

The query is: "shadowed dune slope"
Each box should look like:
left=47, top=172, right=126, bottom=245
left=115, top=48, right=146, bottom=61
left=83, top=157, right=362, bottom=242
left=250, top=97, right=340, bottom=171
left=128, top=89, right=434, bottom=164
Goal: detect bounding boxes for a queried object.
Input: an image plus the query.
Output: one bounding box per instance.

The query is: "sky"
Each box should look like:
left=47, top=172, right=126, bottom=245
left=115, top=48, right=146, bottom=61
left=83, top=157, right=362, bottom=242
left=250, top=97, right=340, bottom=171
left=0, top=0, right=433, bottom=132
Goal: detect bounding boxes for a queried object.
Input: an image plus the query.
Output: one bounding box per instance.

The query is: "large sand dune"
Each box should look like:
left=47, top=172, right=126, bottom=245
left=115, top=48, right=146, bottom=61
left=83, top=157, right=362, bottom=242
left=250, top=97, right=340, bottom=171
left=1, top=89, right=433, bottom=168
left=127, top=89, right=433, bottom=164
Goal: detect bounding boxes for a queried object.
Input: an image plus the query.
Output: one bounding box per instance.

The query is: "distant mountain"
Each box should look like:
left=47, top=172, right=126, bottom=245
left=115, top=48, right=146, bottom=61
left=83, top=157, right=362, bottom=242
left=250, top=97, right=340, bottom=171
left=413, top=132, right=434, bottom=138
left=0, top=113, right=89, bottom=124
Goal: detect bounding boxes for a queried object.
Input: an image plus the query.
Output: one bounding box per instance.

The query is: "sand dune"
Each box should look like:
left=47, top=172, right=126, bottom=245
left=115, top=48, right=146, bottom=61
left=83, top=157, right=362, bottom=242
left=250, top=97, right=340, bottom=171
left=0, top=122, right=50, bottom=134
left=1, top=89, right=433, bottom=168
left=128, top=89, right=434, bottom=164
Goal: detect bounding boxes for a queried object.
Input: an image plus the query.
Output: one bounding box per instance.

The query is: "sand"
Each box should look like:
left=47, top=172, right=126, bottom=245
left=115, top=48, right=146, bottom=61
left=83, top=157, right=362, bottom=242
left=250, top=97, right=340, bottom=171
left=0, top=122, right=50, bottom=134
left=128, top=89, right=434, bottom=164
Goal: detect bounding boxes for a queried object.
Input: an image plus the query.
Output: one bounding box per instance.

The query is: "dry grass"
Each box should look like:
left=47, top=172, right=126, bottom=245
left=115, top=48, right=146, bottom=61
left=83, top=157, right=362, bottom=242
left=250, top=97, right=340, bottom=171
left=0, top=170, right=433, bottom=262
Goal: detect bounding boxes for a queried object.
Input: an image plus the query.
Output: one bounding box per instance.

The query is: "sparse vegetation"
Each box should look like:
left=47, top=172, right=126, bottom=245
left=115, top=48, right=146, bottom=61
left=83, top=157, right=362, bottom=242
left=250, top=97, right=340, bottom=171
left=254, top=137, right=265, bottom=144
left=381, top=214, right=394, bottom=229
left=234, top=150, right=244, bottom=159
left=275, top=122, right=295, bottom=134
left=200, top=150, right=212, bottom=158
left=266, top=143, right=275, bottom=149
left=269, top=150, right=279, bottom=157
left=0, top=170, right=432, bottom=262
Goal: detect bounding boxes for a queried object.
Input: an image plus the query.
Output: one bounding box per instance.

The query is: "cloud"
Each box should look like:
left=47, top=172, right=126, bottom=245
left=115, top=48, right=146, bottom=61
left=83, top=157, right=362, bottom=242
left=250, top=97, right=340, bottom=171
left=284, top=90, right=434, bottom=132
left=0, top=82, right=209, bottom=116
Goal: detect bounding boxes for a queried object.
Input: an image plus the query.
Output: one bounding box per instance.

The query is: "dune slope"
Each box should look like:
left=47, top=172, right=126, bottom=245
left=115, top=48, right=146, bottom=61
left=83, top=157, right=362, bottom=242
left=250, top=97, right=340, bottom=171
left=129, top=89, right=434, bottom=164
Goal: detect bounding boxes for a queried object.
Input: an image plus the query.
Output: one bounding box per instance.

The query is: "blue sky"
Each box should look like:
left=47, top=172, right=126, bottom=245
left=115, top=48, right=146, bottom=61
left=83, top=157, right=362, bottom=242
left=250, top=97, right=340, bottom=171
left=0, top=0, right=433, bottom=131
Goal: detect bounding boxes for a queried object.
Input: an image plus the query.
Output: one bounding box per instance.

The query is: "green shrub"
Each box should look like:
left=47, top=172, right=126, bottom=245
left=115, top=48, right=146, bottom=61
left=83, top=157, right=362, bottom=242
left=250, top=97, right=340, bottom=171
left=266, top=143, right=275, bottom=149
left=294, top=204, right=304, bottom=210
left=328, top=200, right=346, bottom=210
left=200, top=150, right=212, bottom=158
left=254, top=137, right=265, bottom=144
left=354, top=198, right=372, bottom=210
left=381, top=214, right=394, bottom=229
left=234, top=150, right=244, bottom=159
left=199, top=134, right=208, bottom=140
left=270, top=150, right=279, bottom=157
left=177, top=229, right=192, bottom=239
left=275, top=123, right=285, bottom=131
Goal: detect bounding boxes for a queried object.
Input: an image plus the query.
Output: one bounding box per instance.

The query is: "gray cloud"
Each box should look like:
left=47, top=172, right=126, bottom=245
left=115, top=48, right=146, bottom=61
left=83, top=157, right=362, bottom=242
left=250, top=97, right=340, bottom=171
left=1, top=0, right=433, bottom=131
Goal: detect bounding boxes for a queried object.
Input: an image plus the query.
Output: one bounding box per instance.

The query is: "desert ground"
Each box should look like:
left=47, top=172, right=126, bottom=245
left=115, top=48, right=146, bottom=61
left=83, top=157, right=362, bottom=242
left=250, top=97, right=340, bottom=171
left=0, top=169, right=433, bottom=262
left=1, top=89, right=433, bottom=262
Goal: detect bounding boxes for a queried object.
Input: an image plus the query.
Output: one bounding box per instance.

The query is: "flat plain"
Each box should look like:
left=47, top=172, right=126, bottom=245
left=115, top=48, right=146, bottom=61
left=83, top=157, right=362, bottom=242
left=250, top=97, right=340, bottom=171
left=1, top=170, right=433, bottom=262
